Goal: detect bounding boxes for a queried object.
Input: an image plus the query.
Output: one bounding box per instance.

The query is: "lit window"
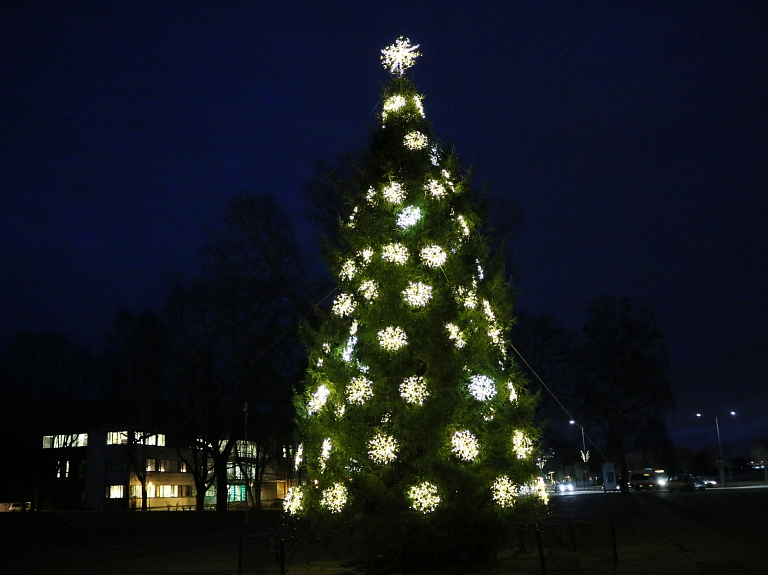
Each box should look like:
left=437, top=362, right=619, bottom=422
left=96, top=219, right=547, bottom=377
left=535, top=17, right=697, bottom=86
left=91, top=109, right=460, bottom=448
left=107, top=485, right=124, bottom=499
left=106, top=431, right=128, bottom=445
left=43, top=433, right=88, bottom=448
left=157, top=485, right=178, bottom=498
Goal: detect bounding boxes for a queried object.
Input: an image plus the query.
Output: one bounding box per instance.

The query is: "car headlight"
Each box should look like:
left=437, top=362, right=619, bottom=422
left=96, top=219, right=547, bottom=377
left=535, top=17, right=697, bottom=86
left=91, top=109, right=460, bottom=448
left=657, top=479, right=667, bottom=486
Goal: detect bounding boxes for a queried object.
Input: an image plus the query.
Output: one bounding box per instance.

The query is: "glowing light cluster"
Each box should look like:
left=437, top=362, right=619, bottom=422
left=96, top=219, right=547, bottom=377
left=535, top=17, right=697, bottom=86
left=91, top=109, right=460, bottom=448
left=378, top=326, right=408, bottom=351
left=397, top=205, right=421, bottom=228
left=456, top=286, right=477, bottom=308
left=402, top=281, right=433, bottom=307
left=332, top=293, right=355, bottom=316
left=469, top=375, right=497, bottom=401
left=366, top=187, right=377, bottom=205
left=445, top=323, right=466, bottom=348
left=359, top=248, right=374, bottom=263
left=320, top=482, right=348, bottom=513
left=425, top=178, right=446, bottom=198
left=294, top=443, right=303, bottom=470
left=404, top=131, right=428, bottom=150
left=382, top=243, right=409, bottom=264
left=512, top=430, right=534, bottom=459
left=341, top=336, right=357, bottom=363
left=319, top=437, right=333, bottom=471
left=408, top=481, right=440, bottom=513
left=488, top=326, right=504, bottom=348
left=477, top=260, right=485, bottom=280
left=430, top=146, right=440, bottom=166
left=368, top=432, right=399, bottom=464
left=307, top=385, right=330, bottom=415
left=508, top=382, right=518, bottom=402
left=382, top=94, right=407, bottom=119
left=347, top=376, right=373, bottom=405
left=400, top=376, right=429, bottom=404
left=339, top=259, right=356, bottom=281
left=283, top=486, right=304, bottom=515
left=420, top=245, right=447, bottom=267
left=482, top=300, right=495, bottom=321
left=491, top=476, right=517, bottom=508
left=441, top=170, right=456, bottom=192
left=451, top=429, right=480, bottom=461
left=358, top=279, right=379, bottom=300
left=381, top=37, right=421, bottom=76
left=456, top=214, right=471, bottom=238
left=413, top=95, right=425, bottom=117
left=382, top=182, right=406, bottom=204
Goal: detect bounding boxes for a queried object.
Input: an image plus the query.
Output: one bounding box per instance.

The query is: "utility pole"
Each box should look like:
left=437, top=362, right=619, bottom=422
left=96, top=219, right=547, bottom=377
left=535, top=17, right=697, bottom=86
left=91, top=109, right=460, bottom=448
left=243, top=403, right=249, bottom=526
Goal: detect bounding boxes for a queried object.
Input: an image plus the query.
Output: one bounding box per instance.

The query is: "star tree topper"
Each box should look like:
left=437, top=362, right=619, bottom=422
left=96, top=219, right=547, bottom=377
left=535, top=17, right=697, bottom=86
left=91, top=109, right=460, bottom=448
left=381, top=36, right=421, bottom=76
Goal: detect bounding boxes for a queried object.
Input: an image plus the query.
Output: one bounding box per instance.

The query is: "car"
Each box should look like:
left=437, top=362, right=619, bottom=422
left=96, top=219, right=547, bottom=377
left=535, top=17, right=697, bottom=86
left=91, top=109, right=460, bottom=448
left=8, top=502, right=30, bottom=512
left=701, top=477, right=718, bottom=487
left=667, top=474, right=706, bottom=492
left=557, top=482, right=575, bottom=493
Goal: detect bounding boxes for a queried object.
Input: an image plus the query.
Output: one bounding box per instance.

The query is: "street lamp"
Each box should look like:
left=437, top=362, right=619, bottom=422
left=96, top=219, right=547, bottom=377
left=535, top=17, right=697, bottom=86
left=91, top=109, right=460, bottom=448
left=570, top=420, right=589, bottom=479
left=696, top=411, right=736, bottom=487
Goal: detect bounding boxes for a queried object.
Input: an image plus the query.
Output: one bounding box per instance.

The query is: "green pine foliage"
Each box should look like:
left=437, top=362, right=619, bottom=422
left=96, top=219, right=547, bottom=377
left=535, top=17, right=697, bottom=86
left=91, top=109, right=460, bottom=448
left=290, top=58, right=541, bottom=561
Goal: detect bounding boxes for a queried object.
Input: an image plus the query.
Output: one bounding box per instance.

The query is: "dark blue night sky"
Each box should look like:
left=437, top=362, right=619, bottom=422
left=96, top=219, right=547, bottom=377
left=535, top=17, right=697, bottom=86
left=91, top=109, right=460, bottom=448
left=2, top=2, right=766, bottom=452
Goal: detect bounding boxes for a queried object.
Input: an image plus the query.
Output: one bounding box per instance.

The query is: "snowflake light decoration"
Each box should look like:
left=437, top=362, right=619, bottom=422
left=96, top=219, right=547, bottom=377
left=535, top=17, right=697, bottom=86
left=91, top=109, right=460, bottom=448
left=368, top=432, right=399, bottom=464
left=378, top=326, right=408, bottom=351
left=283, top=486, right=304, bottom=515
left=347, top=376, right=373, bottom=405
left=512, top=430, right=534, bottom=459
left=358, top=279, right=379, bottom=300
left=445, top=323, right=466, bottom=348
left=420, top=245, right=447, bottom=267
left=381, top=36, right=421, bottom=76
left=359, top=247, right=374, bottom=263
left=451, top=430, right=480, bottom=461
left=425, top=178, right=446, bottom=198
left=382, top=182, right=406, bottom=204
left=396, top=205, right=421, bottom=229
left=491, top=476, right=517, bottom=508
left=400, top=376, right=429, bottom=405
left=332, top=293, right=355, bottom=316
left=469, top=375, right=497, bottom=401
left=402, top=281, right=433, bottom=307
left=382, top=243, right=409, bottom=264
left=404, top=131, right=428, bottom=150
left=455, top=286, right=477, bottom=308
left=339, top=259, right=356, bottom=281
left=408, top=481, right=440, bottom=513
left=321, top=483, right=348, bottom=513
left=307, top=385, right=331, bottom=415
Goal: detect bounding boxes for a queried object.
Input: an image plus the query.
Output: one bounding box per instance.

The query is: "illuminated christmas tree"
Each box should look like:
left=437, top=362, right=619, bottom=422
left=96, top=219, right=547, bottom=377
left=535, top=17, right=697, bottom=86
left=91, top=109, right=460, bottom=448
left=288, top=38, right=542, bottom=558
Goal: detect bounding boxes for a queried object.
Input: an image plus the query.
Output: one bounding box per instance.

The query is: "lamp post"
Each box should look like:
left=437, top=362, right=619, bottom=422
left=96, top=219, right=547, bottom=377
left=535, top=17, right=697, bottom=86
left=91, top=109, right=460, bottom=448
left=570, top=420, right=589, bottom=480
left=243, top=403, right=249, bottom=526
left=697, top=411, right=735, bottom=487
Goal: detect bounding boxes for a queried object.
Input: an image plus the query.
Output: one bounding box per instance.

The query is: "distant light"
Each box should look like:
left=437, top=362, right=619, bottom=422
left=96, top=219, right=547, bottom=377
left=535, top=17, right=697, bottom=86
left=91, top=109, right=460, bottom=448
left=696, top=413, right=701, bottom=417
left=569, top=420, right=575, bottom=425
left=730, top=411, right=736, bottom=415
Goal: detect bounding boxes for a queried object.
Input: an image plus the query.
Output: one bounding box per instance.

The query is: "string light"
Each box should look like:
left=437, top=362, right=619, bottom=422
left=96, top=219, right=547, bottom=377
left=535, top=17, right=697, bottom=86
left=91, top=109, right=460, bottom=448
left=350, top=320, right=359, bottom=335
left=536, top=477, right=549, bottom=505
left=451, top=429, right=480, bottom=461
left=404, top=131, right=428, bottom=150
left=347, top=376, right=373, bottom=405
left=508, top=382, right=518, bottom=402
left=320, top=483, right=348, bottom=513
left=397, top=205, right=421, bottom=229
left=368, top=432, right=399, bottom=464
left=491, top=476, right=516, bottom=508
left=307, top=385, right=330, bottom=415
left=283, top=486, right=304, bottom=515
left=381, top=37, right=421, bottom=76
left=382, top=182, right=406, bottom=204
left=400, top=376, right=429, bottom=405
left=347, top=206, right=358, bottom=228
left=455, top=286, right=477, bottom=308
left=366, top=187, right=377, bottom=205
left=408, top=482, right=440, bottom=513
left=382, top=243, right=409, bottom=264
left=413, top=94, right=425, bottom=117
left=420, top=244, right=447, bottom=267
left=445, top=323, right=466, bottom=348
left=378, top=326, right=408, bottom=351
left=482, top=300, right=495, bottom=321
left=358, top=279, right=379, bottom=300
left=319, top=437, right=333, bottom=468
left=402, top=281, right=433, bottom=307
left=342, top=336, right=357, bottom=363
left=512, top=430, right=534, bottom=459
left=332, top=293, right=356, bottom=316
left=476, top=260, right=484, bottom=280
left=359, top=247, right=374, bottom=263
left=425, top=178, right=446, bottom=198
left=294, top=443, right=303, bottom=470
left=430, top=146, right=440, bottom=166
left=456, top=214, right=470, bottom=238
